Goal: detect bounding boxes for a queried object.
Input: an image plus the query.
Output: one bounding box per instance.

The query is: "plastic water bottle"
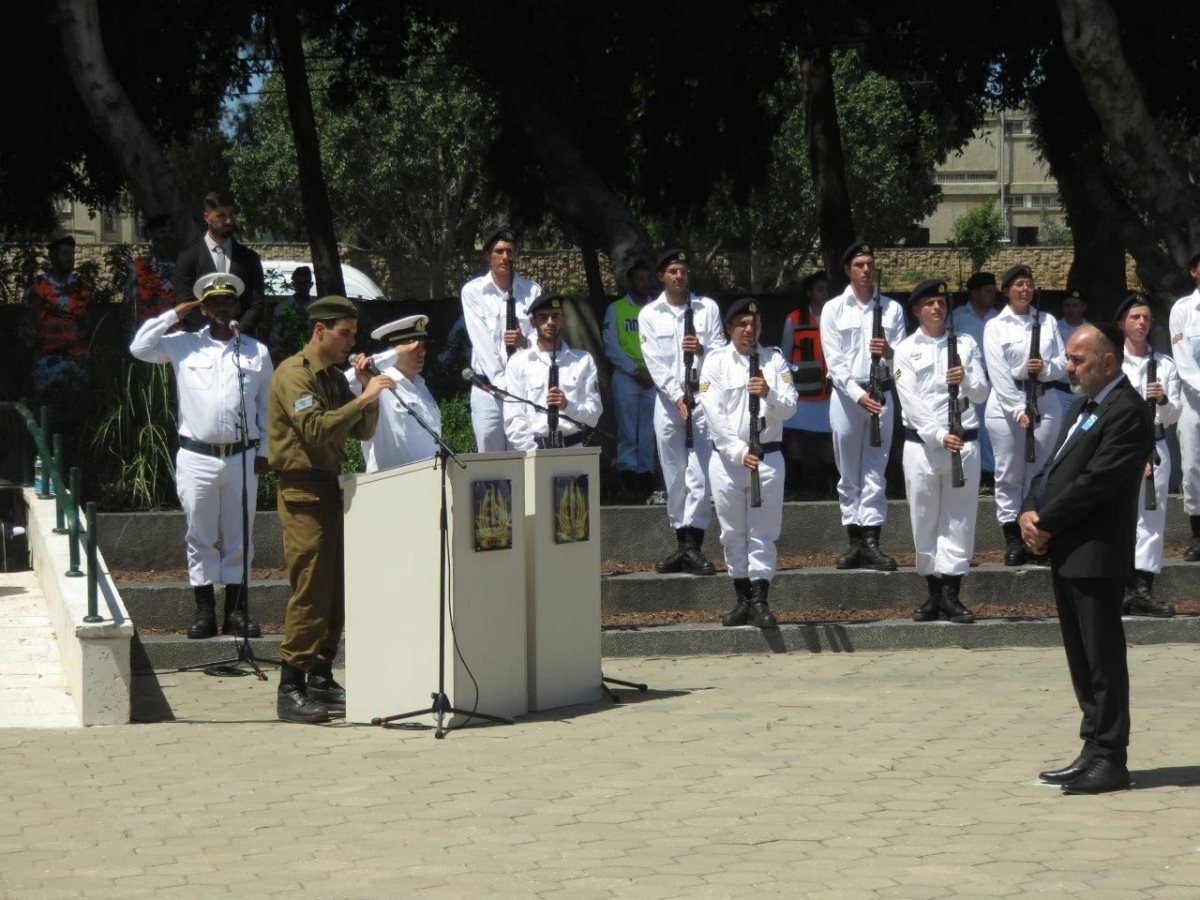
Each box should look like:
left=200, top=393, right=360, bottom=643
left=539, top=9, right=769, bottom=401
left=33, top=456, right=43, bottom=494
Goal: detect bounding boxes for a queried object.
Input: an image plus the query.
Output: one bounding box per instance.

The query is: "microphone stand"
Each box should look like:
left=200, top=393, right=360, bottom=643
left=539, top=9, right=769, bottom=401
left=179, top=320, right=279, bottom=679
left=369, top=359, right=514, bottom=739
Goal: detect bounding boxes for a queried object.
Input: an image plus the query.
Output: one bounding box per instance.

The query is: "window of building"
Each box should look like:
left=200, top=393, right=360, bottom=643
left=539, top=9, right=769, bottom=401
left=101, top=206, right=117, bottom=235
left=56, top=197, right=74, bottom=216
left=1003, top=119, right=1033, bottom=136
left=935, top=171, right=998, bottom=183
left=1015, top=226, right=1039, bottom=246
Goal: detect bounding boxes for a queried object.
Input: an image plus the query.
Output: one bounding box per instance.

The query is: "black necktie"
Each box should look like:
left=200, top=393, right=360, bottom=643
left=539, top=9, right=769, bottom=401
left=1078, top=399, right=1098, bottom=419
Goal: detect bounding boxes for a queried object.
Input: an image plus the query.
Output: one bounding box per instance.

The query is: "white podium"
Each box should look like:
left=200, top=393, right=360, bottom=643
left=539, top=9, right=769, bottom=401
left=523, top=446, right=602, bottom=711
left=341, top=451, right=528, bottom=726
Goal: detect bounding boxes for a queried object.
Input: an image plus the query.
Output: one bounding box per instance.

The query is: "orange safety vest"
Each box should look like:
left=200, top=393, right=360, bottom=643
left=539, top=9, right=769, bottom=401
left=131, top=256, right=175, bottom=324
left=28, top=274, right=90, bottom=357
left=786, top=305, right=830, bottom=401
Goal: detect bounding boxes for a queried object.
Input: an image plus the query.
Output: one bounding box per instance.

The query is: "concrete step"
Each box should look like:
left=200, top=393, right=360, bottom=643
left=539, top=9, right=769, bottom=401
left=99, top=498, right=1197, bottom=570
left=116, top=559, right=1200, bottom=628
left=131, top=613, right=1200, bottom=671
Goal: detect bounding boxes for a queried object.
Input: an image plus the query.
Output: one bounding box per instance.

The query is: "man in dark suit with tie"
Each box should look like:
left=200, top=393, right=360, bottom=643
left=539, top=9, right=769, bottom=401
left=1019, top=323, right=1153, bottom=795
left=174, top=191, right=266, bottom=333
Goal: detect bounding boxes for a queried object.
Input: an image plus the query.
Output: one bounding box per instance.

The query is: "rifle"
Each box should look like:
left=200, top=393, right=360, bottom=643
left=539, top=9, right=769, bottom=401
left=1024, top=291, right=1041, bottom=463
left=946, top=304, right=966, bottom=489
left=546, top=338, right=564, bottom=448
left=1145, top=355, right=1161, bottom=510
left=683, top=297, right=697, bottom=449
left=504, top=264, right=518, bottom=358
left=748, top=348, right=763, bottom=508
left=868, top=287, right=884, bottom=447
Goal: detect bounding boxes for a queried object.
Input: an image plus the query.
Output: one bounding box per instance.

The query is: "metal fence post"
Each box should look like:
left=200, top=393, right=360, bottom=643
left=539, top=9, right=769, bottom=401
left=53, top=434, right=67, bottom=534
left=83, top=502, right=102, bottom=623
left=66, top=466, right=83, bottom=578
left=37, top=406, right=51, bottom=499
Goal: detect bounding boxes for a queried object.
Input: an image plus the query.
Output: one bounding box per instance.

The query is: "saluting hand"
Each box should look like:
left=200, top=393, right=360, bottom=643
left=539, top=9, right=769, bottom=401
left=172, top=297, right=204, bottom=319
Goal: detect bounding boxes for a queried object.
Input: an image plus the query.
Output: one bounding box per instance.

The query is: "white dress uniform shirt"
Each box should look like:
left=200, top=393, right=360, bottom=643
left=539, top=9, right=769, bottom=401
left=460, top=271, right=541, bottom=387
left=699, top=343, right=797, bottom=467
left=950, top=303, right=997, bottom=354
left=1124, top=350, right=1182, bottom=573
left=982, top=305, right=1067, bottom=422
left=130, top=307, right=272, bottom=445
left=503, top=342, right=602, bottom=452
left=345, top=348, right=441, bottom=473
left=1169, top=289, right=1200, bottom=516
left=638, top=292, right=725, bottom=403
left=893, top=331, right=989, bottom=446
left=819, top=286, right=907, bottom=403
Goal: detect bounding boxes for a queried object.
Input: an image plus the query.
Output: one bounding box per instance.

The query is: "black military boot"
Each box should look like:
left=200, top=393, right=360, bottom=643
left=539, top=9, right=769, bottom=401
left=1186, top=516, right=1200, bottom=562
left=722, top=578, right=753, bottom=626
left=913, top=575, right=942, bottom=622
left=747, top=580, right=778, bottom=629
left=858, top=526, right=897, bottom=572
left=1121, top=573, right=1138, bottom=614
left=679, top=527, right=716, bottom=575
left=655, top=528, right=690, bottom=573
left=939, top=574, right=975, bottom=624
left=222, top=584, right=262, bottom=638
left=187, top=584, right=217, bottom=639
left=1126, top=570, right=1174, bottom=618
left=836, top=525, right=863, bottom=570
left=277, top=663, right=330, bottom=724
left=1002, top=521, right=1027, bottom=566
left=307, top=660, right=346, bottom=711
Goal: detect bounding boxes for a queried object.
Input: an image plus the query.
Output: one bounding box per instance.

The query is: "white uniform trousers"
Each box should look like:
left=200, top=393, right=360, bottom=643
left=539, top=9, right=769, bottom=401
left=612, top=370, right=657, bottom=473
left=654, top=393, right=712, bottom=530
left=470, top=384, right=509, bottom=452
left=709, top=449, right=784, bottom=581
left=175, top=447, right=258, bottom=587
left=902, top=439, right=981, bottom=576
left=829, top=389, right=894, bottom=527
left=1135, top=438, right=1171, bottom=573
left=985, top=389, right=1063, bottom=525
left=1178, top=401, right=1200, bottom=516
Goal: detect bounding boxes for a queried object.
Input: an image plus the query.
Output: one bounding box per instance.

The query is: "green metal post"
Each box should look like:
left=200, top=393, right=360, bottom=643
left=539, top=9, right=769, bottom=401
left=66, top=466, right=83, bottom=578
left=37, top=406, right=51, bottom=499
left=83, top=502, right=102, bottom=623
left=53, top=434, right=67, bottom=534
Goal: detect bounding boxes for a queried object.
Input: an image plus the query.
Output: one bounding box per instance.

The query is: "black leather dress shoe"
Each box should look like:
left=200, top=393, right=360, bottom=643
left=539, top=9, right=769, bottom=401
left=1039, top=754, right=1091, bottom=785
left=1061, top=758, right=1131, bottom=795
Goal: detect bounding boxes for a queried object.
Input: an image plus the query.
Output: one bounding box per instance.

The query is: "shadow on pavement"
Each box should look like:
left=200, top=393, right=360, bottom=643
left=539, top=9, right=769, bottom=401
left=1131, top=766, right=1200, bottom=789
left=130, top=672, right=177, bottom=723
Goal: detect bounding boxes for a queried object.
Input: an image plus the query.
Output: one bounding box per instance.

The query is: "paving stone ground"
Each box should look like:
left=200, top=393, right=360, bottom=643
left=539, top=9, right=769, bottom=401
left=3, top=646, right=1200, bottom=899
left=0, top=571, right=77, bottom=728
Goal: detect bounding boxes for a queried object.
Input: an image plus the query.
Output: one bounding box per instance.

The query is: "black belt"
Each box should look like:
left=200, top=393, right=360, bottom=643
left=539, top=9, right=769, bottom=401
left=710, top=441, right=782, bottom=455
left=179, top=436, right=260, bottom=458
left=856, top=378, right=894, bottom=393
left=904, top=428, right=978, bottom=444
left=534, top=433, right=584, bottom=449
left=1014, top=379, right=1047, bottom=395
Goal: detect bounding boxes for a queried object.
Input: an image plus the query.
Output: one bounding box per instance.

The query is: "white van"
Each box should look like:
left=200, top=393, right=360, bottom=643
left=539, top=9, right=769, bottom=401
left=262, top=260, right=387, bottom=302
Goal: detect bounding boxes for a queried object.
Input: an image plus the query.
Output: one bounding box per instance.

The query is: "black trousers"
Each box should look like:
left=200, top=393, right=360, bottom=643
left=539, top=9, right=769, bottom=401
left=1051, top=572, right=1130, bottom=763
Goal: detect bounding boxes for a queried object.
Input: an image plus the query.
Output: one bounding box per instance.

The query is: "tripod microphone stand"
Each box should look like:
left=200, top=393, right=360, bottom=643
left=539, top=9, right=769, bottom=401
left=368, top=360, right=514, bottom=738
left=179, top=320, right=278, bottom=680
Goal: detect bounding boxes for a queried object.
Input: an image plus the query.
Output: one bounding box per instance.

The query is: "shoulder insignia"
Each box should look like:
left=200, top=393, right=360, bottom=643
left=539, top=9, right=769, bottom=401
left=294, top=394, right=314, bottom=412
left=780, top=372, right=793, bottom=384
left=639, top=333, right=647, bottom=344
left=699, top=382, right=709, bottom=393
left=1173, top=333, right=1183, bottom=344
left=893, top=370, right=902, bottom=382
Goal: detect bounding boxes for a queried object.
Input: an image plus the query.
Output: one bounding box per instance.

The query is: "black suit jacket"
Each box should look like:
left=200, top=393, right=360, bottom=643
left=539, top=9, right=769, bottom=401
left=1022, top=377, right=1153, bottom=579
left=174, top=238, right=267, bottom=333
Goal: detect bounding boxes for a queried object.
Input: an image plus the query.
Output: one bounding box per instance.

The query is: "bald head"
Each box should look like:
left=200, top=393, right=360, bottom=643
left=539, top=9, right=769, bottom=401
left=1066, top=324, right=1122, bottom=398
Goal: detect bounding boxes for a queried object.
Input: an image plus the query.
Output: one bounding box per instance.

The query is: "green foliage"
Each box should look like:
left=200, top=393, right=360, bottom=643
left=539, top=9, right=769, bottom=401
left=89, top=362, right=178, bottom=511
left=951, top=201, right=1006, bottom=272
left=439, top=394, right=475, bottom=454
left=1037, top=212, right=1073, bottom=247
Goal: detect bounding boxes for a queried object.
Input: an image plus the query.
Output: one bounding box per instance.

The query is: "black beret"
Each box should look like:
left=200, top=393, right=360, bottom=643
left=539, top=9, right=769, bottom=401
left=1000, top=264, right=1033, bottom=291
left=800, top=270, right=828, bottom=294
left=840, top=240, right=874, bottom=268
left=483, top=226, right=517, bottom=253
left=909, top=279, right=948, bottom=305
left=965, top=272, right=995, bottom=290
left=655, top=248, right=689, bottom=273
left=623, top=256, right=650, bottom=280
left=1113, top=293, right=1150, bottom=323
left=528, top=293, right=567, bottom=316
left=47, top=230, right=76, bottom=250
left=1064, top=288, right=1085, bottom=302
left=1189, top=249, right=1200, bottom=269
left=308, top=295, right=359, bottom=322
left=723, top=296, right=761, bottom=325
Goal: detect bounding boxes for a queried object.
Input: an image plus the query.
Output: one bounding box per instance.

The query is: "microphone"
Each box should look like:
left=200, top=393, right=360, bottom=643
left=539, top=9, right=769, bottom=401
left=229, top=319, right=241, bottom=340
left=462, top=368, right=494, bottom=394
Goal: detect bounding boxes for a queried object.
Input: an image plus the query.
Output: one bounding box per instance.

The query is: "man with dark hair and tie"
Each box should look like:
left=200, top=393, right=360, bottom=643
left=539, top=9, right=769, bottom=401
left=174, top=190, right=267, bottom=333
left=1020, top=323, right=1153, bottom=795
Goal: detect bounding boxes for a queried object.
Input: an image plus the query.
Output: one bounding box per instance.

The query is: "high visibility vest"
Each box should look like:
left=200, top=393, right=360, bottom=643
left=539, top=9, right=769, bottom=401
left=28, top=274, right=90, bottom=357
left=786, top=305, right=830, bottom=401
left=131, top=256, right=175, bottom=324
left=611, top=296, right=645, bottom=364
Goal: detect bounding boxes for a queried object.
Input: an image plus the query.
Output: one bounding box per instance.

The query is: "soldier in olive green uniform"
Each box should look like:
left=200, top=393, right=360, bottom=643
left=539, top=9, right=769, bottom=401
left=267, top=295, right=395, bottom=724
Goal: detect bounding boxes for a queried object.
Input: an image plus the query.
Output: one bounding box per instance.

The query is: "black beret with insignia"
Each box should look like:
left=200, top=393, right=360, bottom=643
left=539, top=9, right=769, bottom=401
left=655, top=248, right=689, bottom=273
left=1065, top=288, right=1085, bottom=302
left=840, top=240, right=874, bottom=268
left=483, top=225, right=517, bottom=253
left=965, top=271, right=995, bottom=290
left=909, top=279, right=948, bottom=306
left=723, top=296, right=760, bottom=325
left=1000, top=264, right=1033, bottom=291
left=1113, top=292, right=1150, bottom=323
left=528, top=293, right=567, bottom=316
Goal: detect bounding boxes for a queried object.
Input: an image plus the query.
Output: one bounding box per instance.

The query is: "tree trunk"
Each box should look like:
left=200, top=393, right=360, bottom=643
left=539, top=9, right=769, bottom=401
left=54, top=0, right=195, bottom=251
left=797, top=6, right=856, bottom=292
left=271, top=0, right=345, bottom=296
left=1056, top=0, right=1200, bottom=266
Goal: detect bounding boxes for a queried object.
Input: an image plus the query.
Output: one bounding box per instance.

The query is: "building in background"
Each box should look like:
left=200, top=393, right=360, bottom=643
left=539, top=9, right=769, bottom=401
left=921, top=110, right=1067, bottom=247
left=54, top=196, right=139, bottom=244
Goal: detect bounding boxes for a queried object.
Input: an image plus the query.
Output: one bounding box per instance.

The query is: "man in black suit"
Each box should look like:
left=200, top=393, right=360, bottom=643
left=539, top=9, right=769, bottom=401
left=1019, top=323, right=1153, bottom=795
left=174, top=191, right=266, bottom=333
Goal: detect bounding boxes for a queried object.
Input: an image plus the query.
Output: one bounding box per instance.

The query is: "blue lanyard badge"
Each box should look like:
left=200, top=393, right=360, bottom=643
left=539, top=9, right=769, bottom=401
left=1081, top=413, right=1099, bottom=431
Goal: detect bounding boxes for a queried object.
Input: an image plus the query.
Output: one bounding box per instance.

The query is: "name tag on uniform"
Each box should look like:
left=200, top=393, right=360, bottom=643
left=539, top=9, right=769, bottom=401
left=1081, top=413, right=1099, bottom=431
left=294, top=394, right=314, bottom=412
